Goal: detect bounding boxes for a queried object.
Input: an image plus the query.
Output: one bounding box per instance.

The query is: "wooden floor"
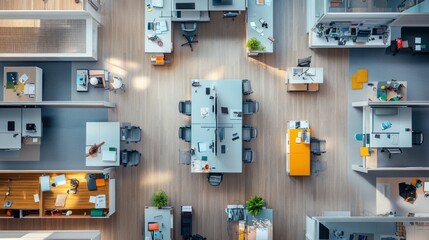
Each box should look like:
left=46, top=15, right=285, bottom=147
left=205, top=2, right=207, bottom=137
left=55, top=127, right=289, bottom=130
left=0, top=0, right=369, bottom=239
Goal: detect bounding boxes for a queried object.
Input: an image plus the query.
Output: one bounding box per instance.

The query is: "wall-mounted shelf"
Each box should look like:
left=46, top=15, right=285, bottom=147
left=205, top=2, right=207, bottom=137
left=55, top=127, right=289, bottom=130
left=352, top=101, right=429, bottom=108
left=0, top=101, right=116, bottom=108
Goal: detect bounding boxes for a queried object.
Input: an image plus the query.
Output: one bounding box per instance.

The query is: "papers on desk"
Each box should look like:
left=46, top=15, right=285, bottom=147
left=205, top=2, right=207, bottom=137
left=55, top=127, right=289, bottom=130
left=19, top=73, right=29, bottom=84
left=89, top=196, right=96, bottom=203
left=416, top=37, right=422, bottom=44
left=102, top=150, right=117, bottom=162
left=55, top=194, right=67, bottom=207
left=198, top=142, right=210, bottom=152
left=54, top=174, right=66, bottom=186
left=155, top=20, right=168, bottom=34
left=152, top=0, right=163, bottom=7
left=23, top=83, right=35, bottom=95
left=200, top=107, right=209, bottom=118
left=95, top=194, right=106, bottom=209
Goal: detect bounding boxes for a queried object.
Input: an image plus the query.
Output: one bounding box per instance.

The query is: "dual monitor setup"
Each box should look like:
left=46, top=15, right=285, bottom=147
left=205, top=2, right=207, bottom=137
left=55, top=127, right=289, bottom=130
left=316, top=22, right=388, bottom=46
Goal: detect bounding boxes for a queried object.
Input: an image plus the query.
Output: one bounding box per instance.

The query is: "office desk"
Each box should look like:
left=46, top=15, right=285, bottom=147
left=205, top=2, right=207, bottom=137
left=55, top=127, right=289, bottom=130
left=191, top=80, right=243, bottom=173
left=208, top=0, right=246, bottom=11
left=145, top=0, right=173, bottom=53
left=401, top=27, right=429, bottom=54
left=144, top=207, right=173, bottom=240
left=286, top=120, right=311, bottom=176
left=85, top=122, right=120, bottom=167
left=364, top=107, right=412, bottom=148
left=287, top=67, right=323, bottom=84
left=246, top=0, right=274, bottom=54
left=3, top=67, right=43, bottom=102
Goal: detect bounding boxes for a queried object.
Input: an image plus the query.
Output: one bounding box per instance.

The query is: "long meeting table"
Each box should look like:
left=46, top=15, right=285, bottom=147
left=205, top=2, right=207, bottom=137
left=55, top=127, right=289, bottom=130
left=190, top=80, right=243, bottom=173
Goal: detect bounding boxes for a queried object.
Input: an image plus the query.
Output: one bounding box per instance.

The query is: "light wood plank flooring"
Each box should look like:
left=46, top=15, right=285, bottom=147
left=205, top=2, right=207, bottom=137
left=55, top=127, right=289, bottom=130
left=0, top=0, right=369, bottom=239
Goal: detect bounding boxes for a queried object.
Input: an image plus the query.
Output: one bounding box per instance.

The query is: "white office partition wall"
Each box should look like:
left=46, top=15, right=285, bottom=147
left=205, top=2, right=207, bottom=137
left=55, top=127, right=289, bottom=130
left=0, top=8, right=100, bottom=61
left=0, top=230, right=100, bottom=240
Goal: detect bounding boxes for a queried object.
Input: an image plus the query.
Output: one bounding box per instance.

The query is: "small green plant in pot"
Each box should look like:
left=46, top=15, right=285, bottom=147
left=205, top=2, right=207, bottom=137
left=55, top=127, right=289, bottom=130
left=246, top=37, right=266, bottom=52
left=246, top=195, right=265, bottom=216
left=151, top=189, right=168, bottom=208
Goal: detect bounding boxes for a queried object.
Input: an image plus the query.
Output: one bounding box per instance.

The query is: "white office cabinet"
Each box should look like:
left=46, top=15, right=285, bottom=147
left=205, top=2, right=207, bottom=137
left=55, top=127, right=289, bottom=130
left=0, top=108, right=22, bottom=150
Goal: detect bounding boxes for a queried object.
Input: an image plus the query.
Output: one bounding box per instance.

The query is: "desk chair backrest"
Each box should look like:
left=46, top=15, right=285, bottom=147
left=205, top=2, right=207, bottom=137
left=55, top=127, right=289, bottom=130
left=243, top=148, right=254, bottom=163
left=242, top=125, right=257, bottom=142
left=121, top=150, right=141, bottom=167
left=207, top=173, right=223, bottom=186
left=120, top=125, right=142, bottom=143
left=310, top=138, right=326, bottom=156
left=179, top=125, right=192, bottom=142
left=242, top=79, right=253, bottom=95
left=182, top=23, right=197, bottom=37
left=179, top=100, right=192, bottom=116
left=412, top=131, right=424, bottom=145
left=298, top=56, right=311, bottom=67
left=243, top=99, right=259, bottom=115
left=178, top=149, right=192, bottom=165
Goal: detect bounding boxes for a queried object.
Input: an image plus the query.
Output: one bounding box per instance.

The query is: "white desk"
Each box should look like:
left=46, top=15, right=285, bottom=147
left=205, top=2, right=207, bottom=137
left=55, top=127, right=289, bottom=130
left=145, top=0, right=173, bottom=53
left=190, top=80, right=243, bottom=173
left=365, top=107, right=412, bottom=148
left=246, top=0, right=274, bottom=54
left=287, top=67, right=324, bottom=84
left=208, top=0, right=246, bottom=11
left=85, top=122, right=120, bottom=167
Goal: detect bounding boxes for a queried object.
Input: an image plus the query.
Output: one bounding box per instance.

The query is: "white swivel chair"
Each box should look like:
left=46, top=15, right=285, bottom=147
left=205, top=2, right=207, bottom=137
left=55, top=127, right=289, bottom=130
left=110, top=76, right=125, bottom=92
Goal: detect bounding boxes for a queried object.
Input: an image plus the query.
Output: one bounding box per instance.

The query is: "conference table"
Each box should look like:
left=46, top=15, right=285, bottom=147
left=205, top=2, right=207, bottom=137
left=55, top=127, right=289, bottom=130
left=190, top=80, right=243, bottom=173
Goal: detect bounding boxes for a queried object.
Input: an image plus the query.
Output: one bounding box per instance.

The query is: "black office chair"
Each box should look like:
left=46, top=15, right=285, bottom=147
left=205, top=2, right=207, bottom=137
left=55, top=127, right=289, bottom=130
left=207, top=173, right=223, bottom=186
left=120, top=150, right=141, bottom=167
left=297, top=56, right=312, bottom=67
left=310, top=138, right=327, bottom=156
left=181, top=23, right=198, bottom=51
left=381, top=148, right=402, bottom=159
left=412, top=131, right=424, bottom=145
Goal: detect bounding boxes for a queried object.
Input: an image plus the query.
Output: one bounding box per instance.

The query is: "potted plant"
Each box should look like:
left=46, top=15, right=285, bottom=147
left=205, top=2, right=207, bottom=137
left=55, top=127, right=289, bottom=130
left=246, top=37, right=266, bottom=52
left=246, top=195, right=265, bottom=216
left=151, top=189, right=168, bottom=208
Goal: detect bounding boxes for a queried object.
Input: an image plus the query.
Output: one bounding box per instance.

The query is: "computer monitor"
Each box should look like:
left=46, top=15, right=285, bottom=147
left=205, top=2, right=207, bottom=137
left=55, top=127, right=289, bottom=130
left=213, top=0, right=233, bottom=6
left=297, top=56, right=311, bottom=67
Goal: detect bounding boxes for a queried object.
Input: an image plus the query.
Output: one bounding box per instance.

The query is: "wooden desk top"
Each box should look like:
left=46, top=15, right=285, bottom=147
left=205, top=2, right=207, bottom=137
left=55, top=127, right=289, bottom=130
left=43, top=173, right=109, bottom=210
